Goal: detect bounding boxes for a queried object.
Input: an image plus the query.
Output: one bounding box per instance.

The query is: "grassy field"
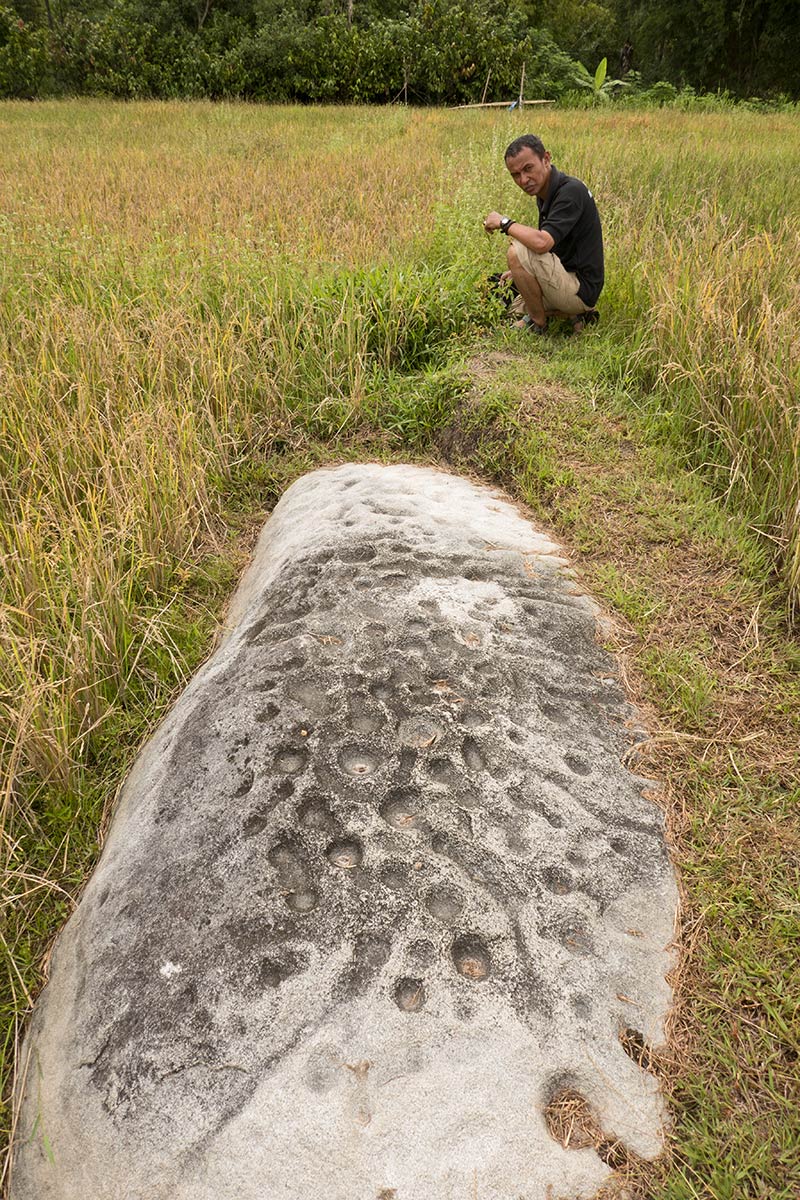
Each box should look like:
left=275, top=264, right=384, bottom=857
left=1, top=100, right=799, bottom=1196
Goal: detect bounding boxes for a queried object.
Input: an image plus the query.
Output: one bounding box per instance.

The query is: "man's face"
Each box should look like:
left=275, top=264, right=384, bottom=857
left=505, top=147, right=552, bottom=198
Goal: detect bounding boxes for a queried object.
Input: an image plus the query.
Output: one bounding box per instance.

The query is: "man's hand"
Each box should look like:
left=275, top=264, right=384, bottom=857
left=483, top=211, right=503, bottom=233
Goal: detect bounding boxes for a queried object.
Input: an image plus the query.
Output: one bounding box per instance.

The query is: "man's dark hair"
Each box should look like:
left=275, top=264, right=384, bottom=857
left=505, top=134, right=546, bottom=160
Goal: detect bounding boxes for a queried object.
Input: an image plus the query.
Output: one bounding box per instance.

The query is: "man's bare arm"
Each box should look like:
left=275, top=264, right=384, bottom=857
left=483, top=211, right=554, bottom=254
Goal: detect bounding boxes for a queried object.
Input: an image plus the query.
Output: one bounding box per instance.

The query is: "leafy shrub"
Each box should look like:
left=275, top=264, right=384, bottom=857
left=640, top=79, right=677, bottom=106
left=0, top=4, right=48, bottom=98
left=57, top=4, right=194, bottom=97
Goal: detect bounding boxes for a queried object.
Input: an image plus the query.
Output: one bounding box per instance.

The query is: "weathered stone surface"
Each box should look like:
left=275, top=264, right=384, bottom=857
left=12, top=464, right=677, bottom=1200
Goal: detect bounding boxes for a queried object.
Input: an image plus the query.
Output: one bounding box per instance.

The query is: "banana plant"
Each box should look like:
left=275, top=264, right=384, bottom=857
left=571, top=56, right=628, bottom=103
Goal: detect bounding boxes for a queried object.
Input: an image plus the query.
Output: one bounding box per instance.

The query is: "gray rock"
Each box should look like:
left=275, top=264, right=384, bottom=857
left=11, top=464, right=677, bottom=1200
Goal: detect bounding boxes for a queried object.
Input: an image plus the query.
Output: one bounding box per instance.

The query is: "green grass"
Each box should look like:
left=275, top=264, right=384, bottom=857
left=438, top=344, right=800, bottom=1197
left=2, top=100, right=799, bottom=1196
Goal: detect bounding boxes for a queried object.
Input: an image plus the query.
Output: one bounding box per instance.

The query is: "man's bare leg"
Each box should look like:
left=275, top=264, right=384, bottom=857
left=507, top=245, right=547, bottom=329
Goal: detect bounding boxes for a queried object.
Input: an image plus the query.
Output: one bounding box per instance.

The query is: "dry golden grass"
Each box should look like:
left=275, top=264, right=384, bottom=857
left=2, top=101, right=799, bottom=1193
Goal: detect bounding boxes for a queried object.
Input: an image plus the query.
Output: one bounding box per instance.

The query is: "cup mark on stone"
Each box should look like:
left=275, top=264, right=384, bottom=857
left=370, top=682, right=393, bottom=701
left=431, top=832, right=459, bottom=860
left=363, top=621, right=388, bottom=641
left=571, top=994, right=593, bottom=1019
left=455, top=789, right=480, bottom=810
left=297, top=796, right=336, bottom=831
left=268, top=843, right=298, bottom=868
left=394, top=977, right=426, bottom=1012
left=455, top=807, right=474, bottom=836
left=397, top=716, right=443, bottom=750
left=424, top=888, right=462, bottom=921
left=285, top=680, right=331, bottom=715
left=452, top=935, right=491, bottom=981
left=379, top=863, right=407, bottom=890
left=341, top=546, right=377, bottom=563
left=431, top=630, right=457, bottom=653
left=564, top=753, right=592, bottom=777
left=541, top=701, right=569, bottom=725
left=255, top=703, right=279, bottom=724
left=461, top=737, right=486, bottom=772
left=243, top=809, right=271, bottom=838
left=541, top=867, right=573, bottom=895
left=427, top=757, right=458, bottom=786
left=285, top=889, right=319, bottom=914
left=504, top=829, right=527, bottom=855
left=531, top=799, right=566, bottom=828
left=273, top=652, right=307, bottom=673
left=402, top=639, right=428, bottom=656
left=274, top=747, right=309, bottom=774
left=268, top=842, right=309, bottom=902
left=275, top=778, right=295, bottom=803
left=560, top=924, right=594, bottom=955
left=462, top=565, right=493, bottom=583
left=351, top=713, right=381, bottom=734
left=326, top=839, right=363, bottom=870
left=234, top=768, right=254, bottom=797
left=405, top=619, right=427, bottom=635
left=259, top=958, right=293, bottom=988
left=245, top=614, right=271, bottom=641
left=543, top=1085, right=596, bottom=1151
left=381, top=793, right=422, bottom=831
left=544, top=1082, right=635, bottom=1170
left=339, top=747, right=380, bottom=778
left=253, top=677, right=277, bottom=692
left=619, top=1027, right=655, bottom=1073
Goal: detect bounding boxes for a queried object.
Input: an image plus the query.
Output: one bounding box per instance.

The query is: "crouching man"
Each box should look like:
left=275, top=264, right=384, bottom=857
left=484, top=134, right=604, bottom=334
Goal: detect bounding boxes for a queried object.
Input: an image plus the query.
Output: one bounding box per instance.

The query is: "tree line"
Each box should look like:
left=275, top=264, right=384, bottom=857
left=1, top=0, right=798, bottom=101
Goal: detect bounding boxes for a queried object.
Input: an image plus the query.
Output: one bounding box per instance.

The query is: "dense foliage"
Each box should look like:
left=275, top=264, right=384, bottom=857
left=1, top=0, right=798, bottom=100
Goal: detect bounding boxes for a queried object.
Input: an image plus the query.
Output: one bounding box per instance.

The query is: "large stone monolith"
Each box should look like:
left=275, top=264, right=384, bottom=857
left=12, top=464, right=677, bottom=1200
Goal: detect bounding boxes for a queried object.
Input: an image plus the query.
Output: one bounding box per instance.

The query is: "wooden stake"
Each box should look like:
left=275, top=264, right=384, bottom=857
left=481, top=69, right=491, bottom=106
left=519, top=62, right=525, bottom=108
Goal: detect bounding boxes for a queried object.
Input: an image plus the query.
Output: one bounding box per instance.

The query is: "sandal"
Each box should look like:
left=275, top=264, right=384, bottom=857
left=514, top=313, right=548, bottom=335
left=569, top=310, right=600, bottom=335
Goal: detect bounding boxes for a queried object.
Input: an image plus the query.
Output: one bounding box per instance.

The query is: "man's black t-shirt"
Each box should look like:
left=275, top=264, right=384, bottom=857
left=537, top=166, right=604, bottom=307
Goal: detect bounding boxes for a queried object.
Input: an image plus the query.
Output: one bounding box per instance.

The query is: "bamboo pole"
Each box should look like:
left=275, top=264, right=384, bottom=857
left=451, top=99, right=556, bottom=109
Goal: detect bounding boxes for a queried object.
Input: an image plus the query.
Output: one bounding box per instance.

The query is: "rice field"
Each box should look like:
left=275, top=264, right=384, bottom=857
left=2, top=99, right=799, bottom=1194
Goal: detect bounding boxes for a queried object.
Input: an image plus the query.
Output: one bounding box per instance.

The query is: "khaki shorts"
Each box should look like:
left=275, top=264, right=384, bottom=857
left=510, top=238, right=589, bottom=315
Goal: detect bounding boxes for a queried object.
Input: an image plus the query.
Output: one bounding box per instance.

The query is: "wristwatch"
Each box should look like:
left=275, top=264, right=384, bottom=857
left=499, top=216, right=514, bottom=234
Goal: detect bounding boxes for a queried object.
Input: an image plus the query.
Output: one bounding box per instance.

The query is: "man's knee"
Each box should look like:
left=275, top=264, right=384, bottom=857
left=507, top=244, right=520, bottom=270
